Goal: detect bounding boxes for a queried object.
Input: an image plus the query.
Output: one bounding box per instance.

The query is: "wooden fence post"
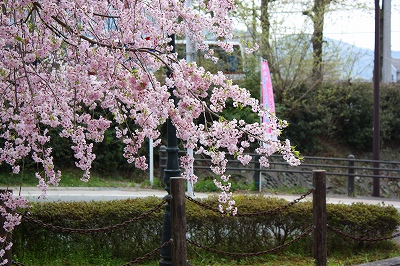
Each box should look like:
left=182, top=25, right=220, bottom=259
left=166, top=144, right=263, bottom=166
left=313, top=170, right=327, bottom=266
left=170, top=177, right=188, bottom=266
left=0, top=190, right=12, bottom=266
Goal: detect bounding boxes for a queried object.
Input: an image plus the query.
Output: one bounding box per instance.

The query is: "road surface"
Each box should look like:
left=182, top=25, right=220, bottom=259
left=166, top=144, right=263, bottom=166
left=6, top=186, right=400, bottom=213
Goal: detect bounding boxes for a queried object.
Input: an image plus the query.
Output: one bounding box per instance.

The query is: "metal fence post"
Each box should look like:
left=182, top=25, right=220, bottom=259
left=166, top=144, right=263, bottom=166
left=252, top=154, right=261, bottom=192
left=170, top=177, right=188, bottom=266
left=0, top=190, right=12, bottom=266
left=313, top=170, right=327, bottom=266
left=347, top=155, right=355, bottom=197
left=159, top=145, right=167, bottom=180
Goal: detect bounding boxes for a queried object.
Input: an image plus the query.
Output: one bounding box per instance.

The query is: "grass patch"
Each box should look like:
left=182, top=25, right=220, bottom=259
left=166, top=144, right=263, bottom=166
left=141, top=249, right=400, bottom=266
left=58, top=171, right=135, bottom=187
left=16, top=247, right=400, bottom=266
left=13, top=252, right=127, bottom=266
left=140, top=178, right=165, bottom=189
left=0, top=170, right=257, bottom=192
left=193, top=178, right=256, bottom=192
left=0, top=168, right=135, bottom=188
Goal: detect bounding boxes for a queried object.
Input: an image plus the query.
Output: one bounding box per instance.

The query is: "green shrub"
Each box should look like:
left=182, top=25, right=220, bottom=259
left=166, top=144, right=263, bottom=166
left=13, top=196, right=400, bottom=264
left=278, top=82, right=400, bottom=155
left=14, top=197, right=164, bottom=262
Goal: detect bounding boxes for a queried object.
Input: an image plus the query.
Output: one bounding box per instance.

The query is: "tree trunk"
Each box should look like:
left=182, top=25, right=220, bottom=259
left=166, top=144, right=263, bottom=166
left=305, top=0, right=331, bottom=87
left=260, top=0, right=281, bottom=97
left=260, top=0, right=272, bottom=62
left=251, top=0, right=257, bottom=42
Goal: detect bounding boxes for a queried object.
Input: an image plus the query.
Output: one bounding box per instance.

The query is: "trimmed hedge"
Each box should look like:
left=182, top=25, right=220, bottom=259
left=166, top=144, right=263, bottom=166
left=13, top=195, right=400, bottom=262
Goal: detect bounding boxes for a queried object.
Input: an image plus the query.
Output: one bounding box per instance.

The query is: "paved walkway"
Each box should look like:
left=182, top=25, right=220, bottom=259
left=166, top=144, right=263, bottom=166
left=9, top=186, right=400, bottom=210
left=357, top=257, right=400, bottom=266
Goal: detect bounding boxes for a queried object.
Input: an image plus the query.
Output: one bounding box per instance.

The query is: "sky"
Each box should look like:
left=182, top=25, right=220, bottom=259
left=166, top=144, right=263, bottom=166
left=267, top=1, right=400, bottom=52
left=323, top=2, right=400, bottom=52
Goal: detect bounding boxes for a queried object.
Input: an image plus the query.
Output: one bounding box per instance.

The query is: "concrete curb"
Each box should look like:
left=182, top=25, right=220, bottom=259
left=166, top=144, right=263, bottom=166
left=357, top=257, right=400, bottom=266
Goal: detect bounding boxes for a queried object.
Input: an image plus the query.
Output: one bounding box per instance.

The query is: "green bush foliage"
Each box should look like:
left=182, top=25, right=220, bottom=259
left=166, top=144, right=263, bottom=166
left=13, top=196, right=400, bottom=264
left=278, top=82, right=400, bottom=154
left=14, top=197, right=164, bottom=262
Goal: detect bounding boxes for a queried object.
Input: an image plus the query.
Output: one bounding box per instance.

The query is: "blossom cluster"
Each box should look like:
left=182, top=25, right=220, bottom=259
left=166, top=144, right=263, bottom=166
left=0, top=192, right=28, bottom=265
left=0, top=0, right=301, bottom=261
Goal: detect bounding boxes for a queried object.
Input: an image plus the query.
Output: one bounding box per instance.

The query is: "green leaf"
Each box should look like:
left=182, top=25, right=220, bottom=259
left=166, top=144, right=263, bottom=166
left=14, top=36, right=24, bottom=43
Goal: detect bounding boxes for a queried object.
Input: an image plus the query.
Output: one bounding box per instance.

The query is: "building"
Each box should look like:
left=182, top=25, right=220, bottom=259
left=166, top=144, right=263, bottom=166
left=392, top=58, right=400, bottom=83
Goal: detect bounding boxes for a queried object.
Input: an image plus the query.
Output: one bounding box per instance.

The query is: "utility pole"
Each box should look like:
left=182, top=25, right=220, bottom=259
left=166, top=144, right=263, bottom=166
left=382, top=0, right=392, bottom=83
left=372, top=0, right=381, bottom=197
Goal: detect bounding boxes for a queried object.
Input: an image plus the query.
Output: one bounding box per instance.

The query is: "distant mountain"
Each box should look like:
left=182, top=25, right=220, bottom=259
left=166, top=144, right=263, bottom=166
left=325, top=38, right=400, bottom=81
left=321, top=38, right=373, bottom=80
left=233, top=31, right=398, bottom=81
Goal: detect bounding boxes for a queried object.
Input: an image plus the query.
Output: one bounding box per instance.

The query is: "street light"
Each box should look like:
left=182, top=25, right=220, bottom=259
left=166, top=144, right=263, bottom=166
left=159, top=33, right=181, bottom=266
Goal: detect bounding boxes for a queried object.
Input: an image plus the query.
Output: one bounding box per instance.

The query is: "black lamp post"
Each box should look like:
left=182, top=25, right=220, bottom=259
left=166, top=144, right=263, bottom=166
left=159, top=34, right=181, bottom=266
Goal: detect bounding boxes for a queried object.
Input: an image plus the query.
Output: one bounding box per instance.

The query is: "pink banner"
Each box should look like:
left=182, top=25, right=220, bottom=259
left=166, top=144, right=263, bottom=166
left=261, top=59, right=275, bottom=126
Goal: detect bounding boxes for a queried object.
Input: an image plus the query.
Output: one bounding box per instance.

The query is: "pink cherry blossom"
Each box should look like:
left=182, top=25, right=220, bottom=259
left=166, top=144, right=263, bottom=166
left=0, top=1, right=301, bottom=260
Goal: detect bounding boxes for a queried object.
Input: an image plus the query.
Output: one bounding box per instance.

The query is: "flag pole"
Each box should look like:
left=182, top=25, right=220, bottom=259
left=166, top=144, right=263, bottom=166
left=260, top=58, right=276, bottom=192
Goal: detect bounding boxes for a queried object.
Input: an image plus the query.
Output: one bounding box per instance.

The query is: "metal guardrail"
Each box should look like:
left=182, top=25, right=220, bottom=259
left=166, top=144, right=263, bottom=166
left=192, top=155, right=400, bottom=178
left=158, top=146, right=400, bottom=196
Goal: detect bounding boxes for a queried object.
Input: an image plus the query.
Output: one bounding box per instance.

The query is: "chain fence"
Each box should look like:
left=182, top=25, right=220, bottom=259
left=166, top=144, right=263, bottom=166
left=185, top=187, right=315, bottom=217
left=184, top=186, right=400, bottom=262
left=187, top=226, right=314, bottom=258
left=184, top=188, right=316, bottom=259
left=13, top=198, right=167, bottom=265
left=6, top=183, right=400, bottom=265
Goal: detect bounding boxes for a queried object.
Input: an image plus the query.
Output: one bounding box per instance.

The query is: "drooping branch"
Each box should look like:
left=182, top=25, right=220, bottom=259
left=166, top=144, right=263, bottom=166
left=30, top=5, right=176, bottom=73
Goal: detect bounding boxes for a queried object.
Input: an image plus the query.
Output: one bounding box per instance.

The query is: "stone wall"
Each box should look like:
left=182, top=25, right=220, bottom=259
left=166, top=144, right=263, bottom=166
left=257, top=170, right=400, bottom=198
left=220, top=166, right=400, bottom=198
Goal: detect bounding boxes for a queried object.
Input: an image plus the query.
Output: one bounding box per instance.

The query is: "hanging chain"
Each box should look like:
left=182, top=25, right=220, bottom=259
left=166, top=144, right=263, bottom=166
left=327, top=225, right=400, bottom=242
left=22, top=199, right=166, bottom=234
left=185, top=195, right=223, bottom=214
left=122, top=239, right=173, bottom=265
left=236, top=188, right=315, bottom=217
left=185, top=188, right=314, bottom=217
left=12, top=261, right=26, bottom=266
left=187, top=226, right=314, bottom=258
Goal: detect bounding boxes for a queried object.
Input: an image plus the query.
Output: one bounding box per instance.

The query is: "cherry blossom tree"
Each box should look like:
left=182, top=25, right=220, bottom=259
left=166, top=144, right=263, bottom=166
left=0, top=0, right=300, bottom=263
